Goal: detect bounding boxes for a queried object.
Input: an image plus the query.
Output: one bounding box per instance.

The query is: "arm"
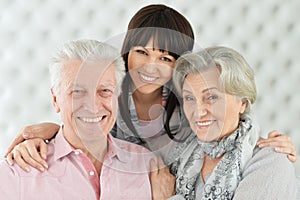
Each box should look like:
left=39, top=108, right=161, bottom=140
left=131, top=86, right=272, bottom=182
left=5, top=122, right=60, bottom=172
left=233, top=147, right=298, bottom=199
left=256, top=130, right=297, bottom=162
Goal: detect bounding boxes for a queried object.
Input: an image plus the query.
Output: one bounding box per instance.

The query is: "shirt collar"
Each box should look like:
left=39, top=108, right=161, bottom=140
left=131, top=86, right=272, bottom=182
left=52, top=127, right=129, bottom=163
left=53, top=128, right=74, bottom=161
left=106, top=134, right=128, bottom=163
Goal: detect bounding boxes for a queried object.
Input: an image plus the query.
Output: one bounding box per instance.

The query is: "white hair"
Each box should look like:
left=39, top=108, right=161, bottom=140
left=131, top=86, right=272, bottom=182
left=49, top=39, right=125, bottom=94
left=173, top=46, right=256, bottom=114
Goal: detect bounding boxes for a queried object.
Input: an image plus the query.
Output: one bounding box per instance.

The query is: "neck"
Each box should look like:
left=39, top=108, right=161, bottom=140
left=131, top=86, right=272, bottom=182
left=132, top=87, right=162, bottom=105
left=62, top=126, right=108, bottom=174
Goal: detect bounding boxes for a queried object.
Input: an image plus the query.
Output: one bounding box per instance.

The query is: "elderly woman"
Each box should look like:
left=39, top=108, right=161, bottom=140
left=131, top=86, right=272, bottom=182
left=170, top=46, right=298, bottom=199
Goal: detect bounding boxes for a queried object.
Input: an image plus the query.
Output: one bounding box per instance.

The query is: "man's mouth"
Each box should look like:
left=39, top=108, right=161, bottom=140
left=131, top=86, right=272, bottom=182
left=77, top=116, right=106, bottom=123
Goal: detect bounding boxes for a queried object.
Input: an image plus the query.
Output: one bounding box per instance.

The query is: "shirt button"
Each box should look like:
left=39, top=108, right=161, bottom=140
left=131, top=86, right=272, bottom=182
left=89, top=171, right=95, bottom=176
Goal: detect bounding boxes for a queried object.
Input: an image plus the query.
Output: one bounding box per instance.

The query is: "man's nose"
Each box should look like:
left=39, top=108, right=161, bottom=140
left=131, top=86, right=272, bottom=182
left=83, top=94, right=103, bottom=113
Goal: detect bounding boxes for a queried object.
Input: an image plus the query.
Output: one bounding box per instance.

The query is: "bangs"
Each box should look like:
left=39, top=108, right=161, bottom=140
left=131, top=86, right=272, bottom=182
left=128, top=27, right=192, bottom=58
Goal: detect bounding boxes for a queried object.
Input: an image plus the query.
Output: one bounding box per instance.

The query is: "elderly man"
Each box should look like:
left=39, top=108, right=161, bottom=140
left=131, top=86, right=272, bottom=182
left=0, top=40, right=154, bottom=199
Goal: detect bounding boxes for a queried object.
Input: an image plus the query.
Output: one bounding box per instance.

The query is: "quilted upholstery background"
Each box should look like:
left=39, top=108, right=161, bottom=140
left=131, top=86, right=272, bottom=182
left=0, top=0, right=299, bottom=174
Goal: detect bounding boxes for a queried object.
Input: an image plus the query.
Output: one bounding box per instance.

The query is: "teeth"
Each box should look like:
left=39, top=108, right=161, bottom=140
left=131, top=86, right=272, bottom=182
left=140, top=73, right=157, bottom=81
left=196, top=121, right=213, bottom=126
left=80, top=116, right=103, bottom=123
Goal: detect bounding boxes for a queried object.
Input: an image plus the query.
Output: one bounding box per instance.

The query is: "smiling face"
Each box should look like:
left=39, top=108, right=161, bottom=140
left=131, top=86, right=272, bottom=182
left=52, top=59, right=117, bottom=150
left=182, top=67, right=246, bottom=142
left=127, top=38, right=176, bottom=94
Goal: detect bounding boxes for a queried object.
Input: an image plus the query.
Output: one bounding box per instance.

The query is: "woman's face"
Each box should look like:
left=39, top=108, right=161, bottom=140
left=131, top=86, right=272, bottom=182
left=127, top=38, right=176, bottom=94
left=182, top=67, right=246, bottom=142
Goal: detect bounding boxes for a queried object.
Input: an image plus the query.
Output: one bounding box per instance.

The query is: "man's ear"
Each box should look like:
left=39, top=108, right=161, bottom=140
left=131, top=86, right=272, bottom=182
left=51, top=88, right=60, bottom=113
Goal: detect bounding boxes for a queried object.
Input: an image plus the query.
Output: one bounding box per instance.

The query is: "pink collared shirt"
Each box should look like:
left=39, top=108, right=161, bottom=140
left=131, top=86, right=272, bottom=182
left=0, top=128, right=154, bottom=200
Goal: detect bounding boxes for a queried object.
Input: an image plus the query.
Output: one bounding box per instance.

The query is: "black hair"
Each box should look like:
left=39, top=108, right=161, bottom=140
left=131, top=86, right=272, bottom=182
left=118, top=4, right=195, bottom=144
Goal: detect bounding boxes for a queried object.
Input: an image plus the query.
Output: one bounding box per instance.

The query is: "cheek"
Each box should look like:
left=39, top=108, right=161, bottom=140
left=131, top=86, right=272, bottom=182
left=127, top=52, right=140, bottom=71
left=183, top=103, right=194, bottom=121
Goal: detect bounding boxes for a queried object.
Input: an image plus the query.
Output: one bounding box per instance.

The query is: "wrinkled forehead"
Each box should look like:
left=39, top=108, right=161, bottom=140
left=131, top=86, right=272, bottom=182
left=62, top=59, right=116, bottom=87
left=183, top=68, right=221, bottom=92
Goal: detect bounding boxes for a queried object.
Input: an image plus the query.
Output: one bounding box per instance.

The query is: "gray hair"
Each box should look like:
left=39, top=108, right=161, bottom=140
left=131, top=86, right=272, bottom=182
left=49, top=39, right=125, bottom=94
left=173, top=46, right=256, bottom=114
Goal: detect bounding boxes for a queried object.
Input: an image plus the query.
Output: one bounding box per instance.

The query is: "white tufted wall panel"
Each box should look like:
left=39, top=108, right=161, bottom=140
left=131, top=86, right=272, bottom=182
left=0, top=0, right=299, bottom=174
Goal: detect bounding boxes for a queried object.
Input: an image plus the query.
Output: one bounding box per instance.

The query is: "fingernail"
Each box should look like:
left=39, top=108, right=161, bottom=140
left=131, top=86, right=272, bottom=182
left=25, top=167, right=30, bottom=172
left=39, top=167, right=45, bottom=172
left=23, top=133, right=29, bottom=138
left=275, top=147, right=280, bottom=152
left=42, top=161, right=48, bottom=169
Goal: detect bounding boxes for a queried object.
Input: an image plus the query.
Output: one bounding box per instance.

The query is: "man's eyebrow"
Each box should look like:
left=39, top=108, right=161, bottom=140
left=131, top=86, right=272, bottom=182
left=99, top=83, right=116, bottom=87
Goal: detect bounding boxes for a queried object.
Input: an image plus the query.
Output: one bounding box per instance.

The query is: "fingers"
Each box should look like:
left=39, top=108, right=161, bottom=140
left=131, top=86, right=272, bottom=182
left=25, top=140, right=48, bottom=169
left=288, top=154, right=297, bottom=163
left=39, top=140, right=48, bottom=160
left=6, top=139, right=48, bottom=172
left=4, top=134, right=25, bottom=157
left=8, top=148, right=31, bottom=172
left=268, top=130, right=282, bottom=138
left=150, top=159, right=158, bottom=174
left=257, top=130, right=297, bottom=163
left=257, top=133, right=291, bottom=148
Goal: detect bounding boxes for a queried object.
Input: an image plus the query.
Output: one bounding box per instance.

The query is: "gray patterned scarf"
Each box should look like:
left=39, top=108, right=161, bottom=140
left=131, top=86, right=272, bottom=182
left=172, top=116, right=259, bottom=200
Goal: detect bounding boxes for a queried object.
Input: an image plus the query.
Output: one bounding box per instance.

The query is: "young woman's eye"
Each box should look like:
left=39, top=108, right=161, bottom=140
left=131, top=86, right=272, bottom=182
left=136, top=49, right=147, bottom=55
left=161, top=57, right=172, bottom=62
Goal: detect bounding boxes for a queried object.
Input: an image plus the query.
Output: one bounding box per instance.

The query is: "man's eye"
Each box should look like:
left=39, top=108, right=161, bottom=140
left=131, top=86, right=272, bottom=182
left=71, top=89, right=83, bottom=94
left=99, top=88, right=114, bottom=97
left=102, top=89, right=113, bottom=93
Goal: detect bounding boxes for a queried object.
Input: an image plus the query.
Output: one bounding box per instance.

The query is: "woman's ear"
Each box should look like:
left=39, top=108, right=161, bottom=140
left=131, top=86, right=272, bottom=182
left=51, top=88, right=60, bottom=113
left=239, top=98, right=247, bottom=114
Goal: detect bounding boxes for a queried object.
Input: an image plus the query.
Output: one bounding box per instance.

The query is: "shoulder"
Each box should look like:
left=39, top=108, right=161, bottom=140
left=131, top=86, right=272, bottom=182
left=111, top=137, right=156, bottom=173
left=113, top=137, right=152, bottom=154
left=244, top=146, right=294, bottom=173
left=0, top=159, right=20, bottom=177
left=234, top=147, right=298, bottom=199
left=0, top=160, right=21, bottom=197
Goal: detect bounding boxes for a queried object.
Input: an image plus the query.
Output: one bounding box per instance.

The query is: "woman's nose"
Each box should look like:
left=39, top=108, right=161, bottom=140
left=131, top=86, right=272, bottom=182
left=143, top=63, right=158, bottom=74
left=195, top=101, right=208, bottom=117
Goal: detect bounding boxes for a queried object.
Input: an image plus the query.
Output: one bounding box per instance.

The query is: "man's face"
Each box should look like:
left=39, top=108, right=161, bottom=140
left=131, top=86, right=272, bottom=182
left=52, top=58, right=118, bottom=150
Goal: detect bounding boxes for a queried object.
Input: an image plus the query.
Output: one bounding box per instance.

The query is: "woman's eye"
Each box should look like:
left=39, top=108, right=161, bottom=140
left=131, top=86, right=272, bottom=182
left=184, top=96, right=194, bottom=101
left=136, top=49, right=147, bottom=55
left=161, top=57, right=172, bottom=62
left=207, top=95, right=218, bottom=101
